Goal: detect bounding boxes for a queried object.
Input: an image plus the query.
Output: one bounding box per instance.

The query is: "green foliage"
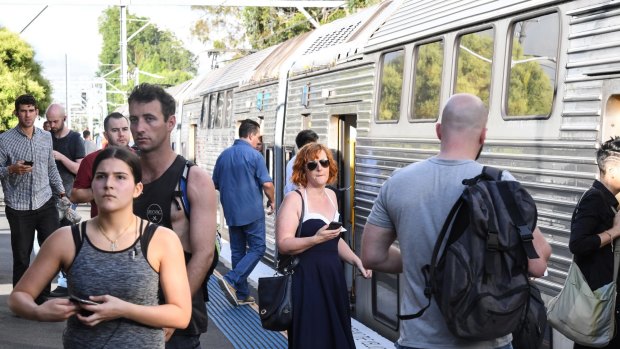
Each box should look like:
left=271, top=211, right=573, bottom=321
left=191, top=1, right=381, bottom=52
left=378, top=51, right=403, bottom=121
left=98, top=7, right=197, bottom=112
left=0, top=27, right=52, bottom=131
left=507, top=38, right=554, bottom=116
left=414, top=42, right=444, bottom=119
left=455, top=31, right=493, bottom=107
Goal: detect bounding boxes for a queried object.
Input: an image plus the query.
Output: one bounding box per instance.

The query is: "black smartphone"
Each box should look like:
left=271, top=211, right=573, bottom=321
left=69, top=294, right=100, bottom=305
left=23, top=161, right=33, bottom=166
left=327, top=221, right=343, bottom=230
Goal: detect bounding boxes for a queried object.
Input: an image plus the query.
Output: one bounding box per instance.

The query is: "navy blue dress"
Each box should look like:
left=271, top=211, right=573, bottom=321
left=288, top=192, right=355, bottom=349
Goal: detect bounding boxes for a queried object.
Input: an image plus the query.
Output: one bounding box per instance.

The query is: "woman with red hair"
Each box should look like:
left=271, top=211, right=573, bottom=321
left=276, top=142, right=371, bottom=349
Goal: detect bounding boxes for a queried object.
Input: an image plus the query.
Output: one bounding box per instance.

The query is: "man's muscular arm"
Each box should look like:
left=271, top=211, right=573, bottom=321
left=186, top=167, right=217, bottom=295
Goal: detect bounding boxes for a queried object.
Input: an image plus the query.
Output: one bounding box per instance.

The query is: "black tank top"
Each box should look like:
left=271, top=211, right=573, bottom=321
left=133, top=155, right=208, bottom=336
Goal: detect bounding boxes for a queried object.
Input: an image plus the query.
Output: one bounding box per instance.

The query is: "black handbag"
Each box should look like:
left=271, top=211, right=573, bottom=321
left=258, top=189, right=304, bottom=331
left=258, top=273, right=293, bottom=331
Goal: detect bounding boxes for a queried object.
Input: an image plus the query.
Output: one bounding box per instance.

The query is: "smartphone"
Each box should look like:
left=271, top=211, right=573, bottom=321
left=327, top=221, right=343, bottom=230
left=69, top=294, right=100, bottom=306
left=23, top=161, right=33, bottom=166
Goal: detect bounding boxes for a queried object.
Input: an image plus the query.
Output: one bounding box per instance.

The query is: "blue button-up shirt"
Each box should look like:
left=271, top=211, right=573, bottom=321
left=212, top=139, right=273, bottom=226
left=0, top=126, right=64, bottom=210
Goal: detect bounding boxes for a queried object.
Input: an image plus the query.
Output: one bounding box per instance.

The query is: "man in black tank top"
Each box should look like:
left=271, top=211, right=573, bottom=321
left=129, top=83, right=218, bottom=348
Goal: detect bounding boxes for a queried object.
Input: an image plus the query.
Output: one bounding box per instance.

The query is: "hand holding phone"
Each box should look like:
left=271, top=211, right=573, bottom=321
left=327, top=221, right=343, bottom=230
left=70, top=294, right=100, bottom=306
left=23, top=161, right=33, bottom=166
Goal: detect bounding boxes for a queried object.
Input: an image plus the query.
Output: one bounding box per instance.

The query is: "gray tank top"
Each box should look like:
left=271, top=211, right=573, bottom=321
left=63, top=221, right=164, bottom=349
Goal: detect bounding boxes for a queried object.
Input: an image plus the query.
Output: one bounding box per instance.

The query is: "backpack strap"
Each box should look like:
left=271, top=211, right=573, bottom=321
left=173, top=160, right=194, bottom=219
left=71, top=221, right=87, bottom=255
left=138, top=219, right=158, bottom=259
left=483, top=165, right=539, bottom=260
left=399, top=196, right=465, bottom=320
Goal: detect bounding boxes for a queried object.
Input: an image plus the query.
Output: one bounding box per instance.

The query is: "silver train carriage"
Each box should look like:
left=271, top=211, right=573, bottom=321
left=169, top=0, right=620, bottom=347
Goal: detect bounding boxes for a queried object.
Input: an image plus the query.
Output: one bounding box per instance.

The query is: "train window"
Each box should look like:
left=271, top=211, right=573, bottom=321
left=208, top=93, right=216, bottom=129
left=455, top=28, right=494, bottom=107
left=215, top=92, right=224, bottom=128
left=412, top=40, right=444, bottom=120
left=200, top=95, right=209, bottom=129
left=372, top=272, right=399, bottom=330
left=505, top=12, right=558, bottom=119
left=377, top=49, right=404, bottom=122
left=224, top=90, right=233, bottom=128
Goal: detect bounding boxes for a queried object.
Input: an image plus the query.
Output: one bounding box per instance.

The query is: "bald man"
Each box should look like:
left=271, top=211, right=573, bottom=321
left=360, top=94, right=551, bottom=349
left=45, top=103, right=85, bottom=297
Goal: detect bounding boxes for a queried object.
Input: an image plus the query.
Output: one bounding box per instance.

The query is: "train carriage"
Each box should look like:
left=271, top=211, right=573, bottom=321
left=167, top=0, right=620, bottom=347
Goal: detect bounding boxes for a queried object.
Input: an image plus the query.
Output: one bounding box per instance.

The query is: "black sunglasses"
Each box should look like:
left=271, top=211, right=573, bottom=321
left=306, top=159, right=330, bottom=171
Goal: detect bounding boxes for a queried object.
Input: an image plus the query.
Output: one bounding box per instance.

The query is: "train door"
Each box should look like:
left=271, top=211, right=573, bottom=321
left=329, top=114, right=357, bottom=300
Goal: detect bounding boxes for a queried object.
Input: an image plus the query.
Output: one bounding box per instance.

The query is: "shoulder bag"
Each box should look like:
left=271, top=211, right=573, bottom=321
left=547, top=234, right=620, bottom=347
left=258, top=189, right=303, bottom=331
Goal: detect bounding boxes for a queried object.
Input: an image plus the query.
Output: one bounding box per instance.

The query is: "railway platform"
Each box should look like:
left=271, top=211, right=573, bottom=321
left=0, top=200, right=393, bottom=349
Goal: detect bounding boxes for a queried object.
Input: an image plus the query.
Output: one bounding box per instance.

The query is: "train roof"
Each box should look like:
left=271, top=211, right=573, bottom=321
left=364, top=0, right=566, bottom=53
left=187, top=45, right=277, bottom=98
left=289, top=0, right=399, bottom=75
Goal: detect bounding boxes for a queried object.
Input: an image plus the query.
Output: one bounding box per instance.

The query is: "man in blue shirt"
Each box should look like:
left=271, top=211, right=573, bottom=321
left=213, top=119, right=275, bottom=306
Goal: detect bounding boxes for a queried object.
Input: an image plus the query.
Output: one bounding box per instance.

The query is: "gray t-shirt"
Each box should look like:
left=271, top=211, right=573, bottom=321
left=367, top=156, right=514, bottom=349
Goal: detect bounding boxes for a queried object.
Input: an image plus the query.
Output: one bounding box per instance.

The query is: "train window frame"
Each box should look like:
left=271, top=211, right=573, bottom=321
left=224, top=90, right=233, bottom=128
left=214, top=91, right=224, bottom=129
left=200, top=95, right=209, bottom=129
left=502, top=10, right=560, bottom=121
left=375, top=48, right=405, bottom=124
left=208, top=93, right=216, bottom=129
left=409, top=39, right=445, bottom=122
left=453, top=26, right=496, bottom=109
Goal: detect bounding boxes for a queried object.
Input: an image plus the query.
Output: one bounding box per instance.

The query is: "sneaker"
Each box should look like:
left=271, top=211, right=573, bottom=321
left=49, top=286, right=68, bottom=297
left=218, top=277, right=238, bottom=306
left=238, top=296, right=255, bottom=305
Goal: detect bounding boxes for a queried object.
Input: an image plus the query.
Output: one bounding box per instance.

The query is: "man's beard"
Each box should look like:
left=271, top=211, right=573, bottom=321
left=475, top=144, right=483, bottom=160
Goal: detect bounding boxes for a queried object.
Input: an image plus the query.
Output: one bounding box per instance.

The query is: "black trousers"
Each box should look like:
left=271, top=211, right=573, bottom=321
left=6, top=198, right=59, bottom=287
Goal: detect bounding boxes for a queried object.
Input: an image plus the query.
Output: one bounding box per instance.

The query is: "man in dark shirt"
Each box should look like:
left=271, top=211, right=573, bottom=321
left=0, top=94, right=65, bottom=302
left=45, top=103, right=85, bottom=297
left=129, top=83, right=217, bottom=349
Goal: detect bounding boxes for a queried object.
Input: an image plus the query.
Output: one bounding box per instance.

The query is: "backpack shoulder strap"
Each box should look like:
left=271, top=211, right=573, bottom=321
left=71, top=221, right=87, bottom=255
left=398, top=195, right=465, bottom=320
left=482, top=166, right=503, bottom=181
left=139, top=219, right=158, bottom=259
left=496, top=182, right=539, bottom=259
left=174, top=160, right=194, bottom=219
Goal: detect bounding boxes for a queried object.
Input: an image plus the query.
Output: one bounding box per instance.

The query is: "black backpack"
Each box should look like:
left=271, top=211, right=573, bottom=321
left=400, top=166, right=540, bottom=341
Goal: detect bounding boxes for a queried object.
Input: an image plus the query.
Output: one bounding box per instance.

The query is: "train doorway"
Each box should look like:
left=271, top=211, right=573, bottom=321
left=330, top=113, right=358, bottom=300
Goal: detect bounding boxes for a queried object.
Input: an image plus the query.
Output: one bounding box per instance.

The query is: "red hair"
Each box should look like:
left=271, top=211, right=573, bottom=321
left=291, top=143, right=338, bottom=187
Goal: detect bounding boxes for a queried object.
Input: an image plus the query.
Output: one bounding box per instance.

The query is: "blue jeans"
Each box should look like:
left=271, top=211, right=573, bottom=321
left=224, top=217, right=266, bottom=299
left=395, top=343, right=513, bottom=349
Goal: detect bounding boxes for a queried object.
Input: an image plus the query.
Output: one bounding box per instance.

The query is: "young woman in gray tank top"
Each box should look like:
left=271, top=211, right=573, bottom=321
left=8, top=146, right=191, bottom=348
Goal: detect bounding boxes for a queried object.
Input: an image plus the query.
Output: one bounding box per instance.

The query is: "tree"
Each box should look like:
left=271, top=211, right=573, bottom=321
left=190, top=1, right=381, bottom=52
left=98, top=7, right=198, bottom=112
left=0, top=27, right=52, bottom=131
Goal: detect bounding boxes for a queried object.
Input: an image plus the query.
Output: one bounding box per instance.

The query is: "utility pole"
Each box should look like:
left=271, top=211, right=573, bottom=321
left=120, top=5, right=128, bottom=86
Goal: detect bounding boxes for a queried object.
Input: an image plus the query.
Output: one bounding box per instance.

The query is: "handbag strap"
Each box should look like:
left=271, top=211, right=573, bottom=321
left=613, top=238, right=620, bottom=283
left=294, top=189, right=304, bottom=238
left=273, top=190, right=305, bottom=269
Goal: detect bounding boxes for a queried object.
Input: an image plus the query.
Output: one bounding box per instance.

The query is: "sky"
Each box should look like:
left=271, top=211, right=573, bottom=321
left=0, top=4, right=210, bottom=102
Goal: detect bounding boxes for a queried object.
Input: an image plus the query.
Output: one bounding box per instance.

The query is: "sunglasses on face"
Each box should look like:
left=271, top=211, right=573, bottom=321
left=306, top=159, right=330, bottom=171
